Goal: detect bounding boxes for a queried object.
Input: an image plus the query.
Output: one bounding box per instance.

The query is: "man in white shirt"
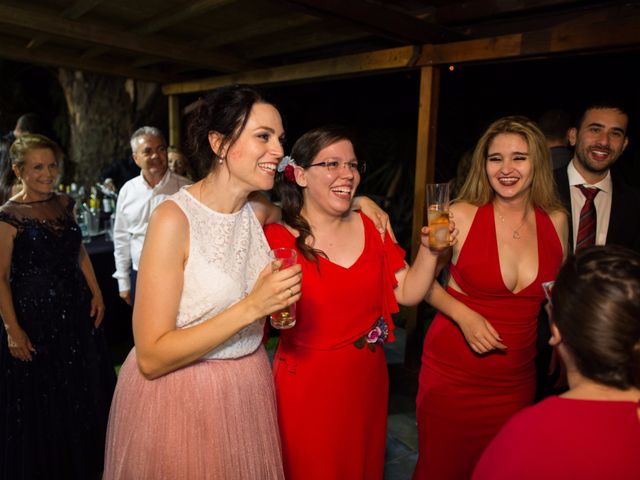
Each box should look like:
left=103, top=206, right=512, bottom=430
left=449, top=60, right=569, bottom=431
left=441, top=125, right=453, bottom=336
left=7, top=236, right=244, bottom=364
left=113, top=127, right=192, bottom=305
left=538, top=102, right=640, bottom=400
left=554, top=102, right=640, bottom=252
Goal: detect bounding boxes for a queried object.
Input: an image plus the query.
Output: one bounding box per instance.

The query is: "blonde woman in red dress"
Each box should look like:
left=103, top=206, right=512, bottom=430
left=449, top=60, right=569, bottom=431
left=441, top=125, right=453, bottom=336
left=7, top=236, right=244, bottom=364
left=414, top=116, right=568, bottom=479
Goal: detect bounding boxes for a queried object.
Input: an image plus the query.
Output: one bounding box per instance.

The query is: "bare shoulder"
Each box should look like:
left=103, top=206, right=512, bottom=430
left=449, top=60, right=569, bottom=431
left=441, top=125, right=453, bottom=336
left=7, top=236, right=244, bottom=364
left=548, top=208, right=569, bottom=255
left=450, top=201, right=478, bottom=229
left=548, top=208, right=569, bottom=237
left=448, top=201, right=479, bottom=261
left=147, top=200, right=189, bottom=241
left=248, top=191, right=270, bottom=224
left=249, top=191, right=280, bottom=225
left=548, top=208, right=568, bottom=226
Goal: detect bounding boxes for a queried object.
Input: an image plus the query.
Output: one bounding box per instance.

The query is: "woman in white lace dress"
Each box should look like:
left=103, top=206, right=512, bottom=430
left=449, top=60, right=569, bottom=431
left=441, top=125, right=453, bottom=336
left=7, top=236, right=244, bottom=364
left=103, top=85, right=301, bottom=479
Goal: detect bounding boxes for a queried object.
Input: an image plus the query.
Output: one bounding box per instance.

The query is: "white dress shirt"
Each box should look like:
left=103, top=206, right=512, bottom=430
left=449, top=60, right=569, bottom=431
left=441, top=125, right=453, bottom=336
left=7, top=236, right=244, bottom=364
left=112, top=170, right=192, bottom=291
left=567, top=161, right=613, bottom=250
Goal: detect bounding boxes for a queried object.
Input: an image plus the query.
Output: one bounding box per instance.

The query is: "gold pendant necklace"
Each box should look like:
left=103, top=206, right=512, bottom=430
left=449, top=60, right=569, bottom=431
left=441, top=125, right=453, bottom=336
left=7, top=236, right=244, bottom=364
left=496, top=208, right=528, bottom=240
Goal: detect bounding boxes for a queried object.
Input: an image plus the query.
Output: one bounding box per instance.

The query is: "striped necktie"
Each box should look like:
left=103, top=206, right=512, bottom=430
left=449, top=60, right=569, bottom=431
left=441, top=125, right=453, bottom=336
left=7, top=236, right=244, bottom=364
left=575, top=185, right=599, bottom=251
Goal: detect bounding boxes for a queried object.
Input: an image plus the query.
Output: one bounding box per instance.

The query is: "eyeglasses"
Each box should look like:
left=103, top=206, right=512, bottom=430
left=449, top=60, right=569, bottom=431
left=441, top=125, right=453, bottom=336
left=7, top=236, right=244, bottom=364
left=542, top=281, right=554, bottom=305
left=307, top=160, right=366, bottom=175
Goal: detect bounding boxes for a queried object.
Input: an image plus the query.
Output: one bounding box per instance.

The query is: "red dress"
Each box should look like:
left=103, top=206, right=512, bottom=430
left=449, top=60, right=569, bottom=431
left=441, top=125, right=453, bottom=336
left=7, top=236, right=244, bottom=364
left=264, top=213, right=405, bottom=480
left=414, top=204, right=563, bottom=480
left=473, top=396, right=640, bottom=480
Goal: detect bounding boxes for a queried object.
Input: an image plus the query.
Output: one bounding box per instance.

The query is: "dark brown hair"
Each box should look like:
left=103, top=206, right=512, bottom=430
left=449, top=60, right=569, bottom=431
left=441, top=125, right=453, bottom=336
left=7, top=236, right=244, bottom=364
left=187, top=84, right=271, bottom=175
left=276, top=125, right=356, bottom=263
left=552, top=245, right=640, bottom=389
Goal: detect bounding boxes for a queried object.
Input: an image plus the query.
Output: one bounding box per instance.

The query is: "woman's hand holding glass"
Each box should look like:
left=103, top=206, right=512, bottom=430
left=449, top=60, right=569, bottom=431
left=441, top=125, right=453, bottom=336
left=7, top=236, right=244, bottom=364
left=420, top=212, right=458, bottom=252
left=247, top=261, right=302, bottom=322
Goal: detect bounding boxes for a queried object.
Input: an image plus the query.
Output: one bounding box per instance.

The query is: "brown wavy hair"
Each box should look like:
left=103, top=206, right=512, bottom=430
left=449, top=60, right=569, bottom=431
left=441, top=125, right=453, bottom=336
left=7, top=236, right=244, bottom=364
left=276, top=125, right=356, bottom=263
left=187, top=85, right=271, bottom=175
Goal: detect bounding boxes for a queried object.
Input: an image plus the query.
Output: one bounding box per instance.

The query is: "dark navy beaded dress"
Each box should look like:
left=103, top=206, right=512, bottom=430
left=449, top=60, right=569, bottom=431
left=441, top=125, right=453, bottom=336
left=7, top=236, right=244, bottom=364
left=0, top=193, right=116, bottom=480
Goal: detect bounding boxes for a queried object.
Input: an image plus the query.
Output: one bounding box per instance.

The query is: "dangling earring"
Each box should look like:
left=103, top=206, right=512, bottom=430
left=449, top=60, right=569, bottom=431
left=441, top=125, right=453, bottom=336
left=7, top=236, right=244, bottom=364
left=219, top=156, right=225, bottom=164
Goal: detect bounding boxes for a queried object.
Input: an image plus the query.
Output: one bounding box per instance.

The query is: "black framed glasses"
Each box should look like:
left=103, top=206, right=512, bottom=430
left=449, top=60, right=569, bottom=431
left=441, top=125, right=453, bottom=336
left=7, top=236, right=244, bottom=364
left=307, top=160, right=366, bottom=175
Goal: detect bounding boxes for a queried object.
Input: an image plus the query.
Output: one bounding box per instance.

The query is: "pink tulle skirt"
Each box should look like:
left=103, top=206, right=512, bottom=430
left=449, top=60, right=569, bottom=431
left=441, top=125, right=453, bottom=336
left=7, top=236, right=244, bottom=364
left=103, top=346, right=284, bottom=479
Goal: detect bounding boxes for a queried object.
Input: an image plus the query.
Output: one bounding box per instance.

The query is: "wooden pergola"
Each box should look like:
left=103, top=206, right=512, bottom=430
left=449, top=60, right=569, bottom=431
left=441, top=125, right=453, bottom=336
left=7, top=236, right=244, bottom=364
left=2, top=0, right=639, bottom=365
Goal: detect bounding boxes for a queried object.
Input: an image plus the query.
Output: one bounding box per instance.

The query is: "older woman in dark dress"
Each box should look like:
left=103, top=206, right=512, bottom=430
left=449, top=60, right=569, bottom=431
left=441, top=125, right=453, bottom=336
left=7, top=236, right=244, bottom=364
left=0, top=134, right=115, bottom=479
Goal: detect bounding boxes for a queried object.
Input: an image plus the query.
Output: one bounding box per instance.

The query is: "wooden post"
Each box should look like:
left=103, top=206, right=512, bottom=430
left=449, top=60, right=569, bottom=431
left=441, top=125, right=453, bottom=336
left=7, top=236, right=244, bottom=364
left=168, top=94, right=180, bottom=147
left=404, top=66, right=440, bottom=370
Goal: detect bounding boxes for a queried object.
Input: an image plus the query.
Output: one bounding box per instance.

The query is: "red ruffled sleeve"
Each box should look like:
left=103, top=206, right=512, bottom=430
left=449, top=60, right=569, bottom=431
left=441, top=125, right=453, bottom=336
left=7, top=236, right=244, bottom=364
left=381, top=231, right=406, bottom=343
left=357, top=213, right=407, bottom=344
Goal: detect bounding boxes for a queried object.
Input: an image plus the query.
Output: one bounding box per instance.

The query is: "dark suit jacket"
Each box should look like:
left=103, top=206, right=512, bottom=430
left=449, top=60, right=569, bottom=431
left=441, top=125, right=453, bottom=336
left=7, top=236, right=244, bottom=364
left=553, top=166, right=640, bottom=253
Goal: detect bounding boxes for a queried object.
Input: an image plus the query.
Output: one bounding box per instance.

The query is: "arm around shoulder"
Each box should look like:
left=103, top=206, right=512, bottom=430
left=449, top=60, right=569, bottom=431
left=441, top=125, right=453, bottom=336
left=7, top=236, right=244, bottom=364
left=249, top=191, right=281, bottom=225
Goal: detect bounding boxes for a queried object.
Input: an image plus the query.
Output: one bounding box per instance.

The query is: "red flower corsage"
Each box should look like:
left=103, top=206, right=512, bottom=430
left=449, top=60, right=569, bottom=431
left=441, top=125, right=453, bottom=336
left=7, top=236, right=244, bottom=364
left=277, top=155, right=297, bottom=183
left=354, top=317, right=389, bottom=352
left=283, top=164, right=296, bottom=182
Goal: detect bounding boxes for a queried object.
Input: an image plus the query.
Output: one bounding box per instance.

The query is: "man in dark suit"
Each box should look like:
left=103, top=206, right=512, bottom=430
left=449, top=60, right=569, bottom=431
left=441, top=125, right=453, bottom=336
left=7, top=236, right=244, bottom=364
left=554, top=102, right=640, bottom=252
left=536, top=102, right=640, bottom=400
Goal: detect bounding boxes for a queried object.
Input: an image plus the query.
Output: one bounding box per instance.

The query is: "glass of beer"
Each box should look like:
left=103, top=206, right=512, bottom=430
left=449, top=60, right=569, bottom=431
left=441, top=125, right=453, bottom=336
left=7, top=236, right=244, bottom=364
left=269, top=248, right=297, bottom=329
left=425, top=183, right=450, bottom=250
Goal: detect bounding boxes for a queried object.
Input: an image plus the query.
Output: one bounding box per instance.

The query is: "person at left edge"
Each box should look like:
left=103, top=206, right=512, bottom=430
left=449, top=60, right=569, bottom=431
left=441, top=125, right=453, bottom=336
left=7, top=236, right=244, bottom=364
left=112, top=126, right=192, bottom=305
left=0, top=134, right=116, bottom=479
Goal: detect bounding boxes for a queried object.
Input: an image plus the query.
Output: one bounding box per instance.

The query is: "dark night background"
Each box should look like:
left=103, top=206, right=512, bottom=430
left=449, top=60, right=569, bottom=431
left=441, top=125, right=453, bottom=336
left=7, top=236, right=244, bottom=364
left=2, top=49, right=639, bottom=248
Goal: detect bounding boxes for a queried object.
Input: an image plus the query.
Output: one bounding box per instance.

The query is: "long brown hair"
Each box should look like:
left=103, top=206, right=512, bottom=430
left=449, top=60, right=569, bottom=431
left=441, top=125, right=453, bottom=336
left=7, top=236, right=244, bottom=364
left=456, top=116, right=564, bottom=213
left=187, top=85, right=271, bottom=175
left=276, top=125, right=356, bottom=263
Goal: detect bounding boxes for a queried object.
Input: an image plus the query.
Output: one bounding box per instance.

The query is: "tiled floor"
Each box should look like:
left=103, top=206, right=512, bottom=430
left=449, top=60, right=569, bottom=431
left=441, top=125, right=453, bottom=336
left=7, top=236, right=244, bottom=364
left=384, top=328, right=419, bottom=480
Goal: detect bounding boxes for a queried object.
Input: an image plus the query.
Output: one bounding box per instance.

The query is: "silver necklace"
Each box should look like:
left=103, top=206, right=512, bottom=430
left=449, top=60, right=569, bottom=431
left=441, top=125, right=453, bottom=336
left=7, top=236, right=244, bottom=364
left=496, top=209, right=528, bottom=240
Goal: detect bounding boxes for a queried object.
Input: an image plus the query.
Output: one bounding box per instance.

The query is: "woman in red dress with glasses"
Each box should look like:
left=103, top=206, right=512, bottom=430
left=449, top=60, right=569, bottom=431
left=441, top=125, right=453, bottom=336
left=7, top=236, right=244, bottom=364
left=265, top=125, right=452, bottom=480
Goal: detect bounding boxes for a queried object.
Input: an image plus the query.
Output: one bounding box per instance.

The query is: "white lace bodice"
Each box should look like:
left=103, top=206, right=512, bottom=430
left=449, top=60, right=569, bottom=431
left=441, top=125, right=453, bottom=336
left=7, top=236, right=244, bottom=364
left=169, top=188, right=270, bottom=359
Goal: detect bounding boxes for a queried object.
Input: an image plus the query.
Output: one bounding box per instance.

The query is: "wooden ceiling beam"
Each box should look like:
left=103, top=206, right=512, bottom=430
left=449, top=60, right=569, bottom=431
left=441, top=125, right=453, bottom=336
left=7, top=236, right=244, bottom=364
left=25, top=0, right=105, bottom=49
left=63, top=0, right=106, bottom=19
left=418, top=10, right=640, bottom=66
left=199, top=14, right=318, bottom=49
left=434, top=0, right=612, bottom=25
left=285, top=0, right=463, bottom=43
left=78, top=0, right=236, bottom=60
left=162, top=45, right=421, bottom=94
left=244, top=29, right=366, bottom=60
left=132, top=0, right=237, bottom=35
left=0, top=3, right=251, bottom=73
left=0, top=40, right=171, bottom=83
left=162, top=7, right=640, bottom=95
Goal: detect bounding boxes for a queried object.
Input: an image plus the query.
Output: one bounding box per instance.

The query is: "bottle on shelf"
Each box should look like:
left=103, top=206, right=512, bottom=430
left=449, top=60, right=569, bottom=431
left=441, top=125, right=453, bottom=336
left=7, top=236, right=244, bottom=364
left=77, top=202, right=91, bottom=244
